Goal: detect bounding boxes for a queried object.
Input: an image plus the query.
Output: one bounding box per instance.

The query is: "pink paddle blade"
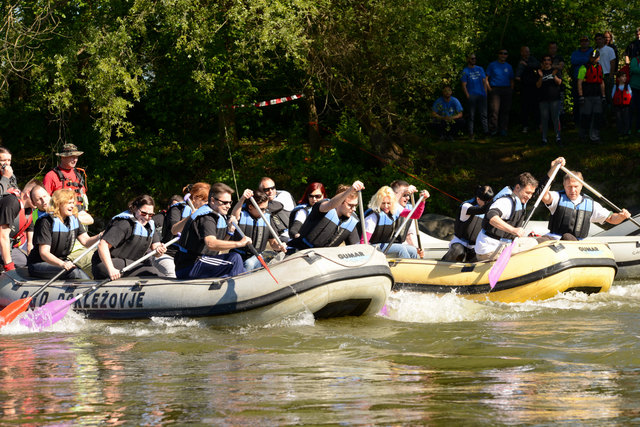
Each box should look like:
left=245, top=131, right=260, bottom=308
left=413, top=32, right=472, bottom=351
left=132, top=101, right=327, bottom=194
left=19, top=298, right=76, bottom=330
left=488, top=241, right=514, bottom=289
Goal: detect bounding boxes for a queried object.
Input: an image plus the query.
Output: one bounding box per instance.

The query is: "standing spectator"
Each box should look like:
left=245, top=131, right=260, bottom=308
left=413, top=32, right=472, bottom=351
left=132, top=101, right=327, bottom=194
left=548, top=41, right=565, bottom=72
left=515, top=46, right=540, bottom=134
left=570, top=36, right=594, bottom=124
left=577, top=50, right=605, bottom=143
left=537, top=54, right=563, bottom=145
left=487, top=49, right=515, bottom=137
left=431, top=85, right=464, bottom=140
left=623, top=27, right=640, bottom=65
left=630, top=51, right=640, bottom=134
left=461, top=53, right=489, bottom=139
left=612, top=70, right=633, bottom=139
left=595, top=33, right=617, bottom=108
left=604, top=31, right=619, bottom=72
left=0, top=147, right=18, bottom=196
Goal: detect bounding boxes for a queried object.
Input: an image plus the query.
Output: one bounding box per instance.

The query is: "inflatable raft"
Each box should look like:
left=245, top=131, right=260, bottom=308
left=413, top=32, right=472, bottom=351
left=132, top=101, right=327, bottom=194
left=0, top=245, right=393, bottom=326
left=389, top=240, right=616, bottom=303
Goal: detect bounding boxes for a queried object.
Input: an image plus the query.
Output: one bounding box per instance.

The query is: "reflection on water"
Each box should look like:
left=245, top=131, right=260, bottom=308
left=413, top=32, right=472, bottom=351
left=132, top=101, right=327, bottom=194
left=1, top=283, right=640, bottom=424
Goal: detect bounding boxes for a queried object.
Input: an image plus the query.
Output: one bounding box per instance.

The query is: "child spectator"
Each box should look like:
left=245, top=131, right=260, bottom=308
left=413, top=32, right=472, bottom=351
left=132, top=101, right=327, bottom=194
left=612, top=70, right=633, bottom=139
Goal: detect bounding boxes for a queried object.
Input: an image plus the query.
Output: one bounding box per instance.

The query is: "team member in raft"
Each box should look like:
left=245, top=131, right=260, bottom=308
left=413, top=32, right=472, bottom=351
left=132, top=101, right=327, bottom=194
left=362, top=186, right=429, bottom=258
left=27, top=189, right=102, bottom=279
left=174, top=182, right=251, bottom=279
left=474, top=172, right=538, bottom=261
left=92, top=194, right=167, bottom=280
left=287, top=181, right=365, bottom=252
left=390, top=180, right=427, bottom=258
left=154, top=183, right=211, bottom=278
left=441, top=185, right=494, bottom=262
left=540, top=158, right=631, bottom=240
left=288, top=182, right=327, bottom=239
left=229, top=189, right=287, bottom=270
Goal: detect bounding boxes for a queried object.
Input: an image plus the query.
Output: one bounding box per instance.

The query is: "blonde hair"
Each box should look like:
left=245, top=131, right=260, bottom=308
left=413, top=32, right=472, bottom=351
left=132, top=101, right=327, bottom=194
left=368, top=186, right=397, bottom=214
left=50, top=189, right=78, bottom=220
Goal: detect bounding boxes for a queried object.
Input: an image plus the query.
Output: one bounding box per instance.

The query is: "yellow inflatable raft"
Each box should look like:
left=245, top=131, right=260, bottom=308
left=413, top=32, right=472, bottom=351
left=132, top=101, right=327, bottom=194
left=388, top=240, right=616, bottom=303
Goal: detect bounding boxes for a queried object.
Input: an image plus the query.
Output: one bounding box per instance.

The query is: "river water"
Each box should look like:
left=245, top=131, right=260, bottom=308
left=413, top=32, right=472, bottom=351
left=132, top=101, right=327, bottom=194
left=2, top=280, right=640, bottom=425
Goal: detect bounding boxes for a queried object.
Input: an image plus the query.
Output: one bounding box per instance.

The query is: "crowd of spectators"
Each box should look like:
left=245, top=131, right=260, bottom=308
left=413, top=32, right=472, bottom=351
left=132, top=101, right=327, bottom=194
left=431, top=28, right=640, bottom=144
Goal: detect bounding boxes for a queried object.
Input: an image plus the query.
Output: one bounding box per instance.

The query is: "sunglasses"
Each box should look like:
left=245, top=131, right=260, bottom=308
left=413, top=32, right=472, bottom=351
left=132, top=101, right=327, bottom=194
left=262, top=186, right=276, bottom=192
left=138, top=210, right=154, bottom=218
left=215, top=198, right=232, bottom=206
left=308, top=194, right=323, bottom=199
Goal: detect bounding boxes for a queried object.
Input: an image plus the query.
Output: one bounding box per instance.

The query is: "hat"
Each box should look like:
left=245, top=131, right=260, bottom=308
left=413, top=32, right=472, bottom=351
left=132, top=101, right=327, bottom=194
left=56, top=143, right=84, bottom=157
left=590, top=49, right=600, bottom=58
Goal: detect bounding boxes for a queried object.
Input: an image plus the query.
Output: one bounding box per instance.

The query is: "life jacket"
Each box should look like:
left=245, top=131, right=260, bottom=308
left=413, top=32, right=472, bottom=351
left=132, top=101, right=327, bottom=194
left=6, top=189, right=33, bottom=248
left=482, top=192, right=526, bottom=241
left=53, top=166, right=87, bottom=208
left=548, top=191, right=594, bottom=240
left=39, top=214, right=80, bottom=259
left=612, top=84, right=632, bottom=106
left=108, top=211, right=156, bottom=260
left=454, top=198, right=485, bottom=245
left=267, top=199, right=290, bottom=235
left=161, top=201, right=191, bottom=244
left=288, top=204, right=311, bottom=230
left=366, top=209, right=400, bottom=244
left=293, top=204, right=359, bottom=249
left=583, top=63, right=603, bottom=83
left=178, top=205, right=228, bottom=256
left=393, top=203, right=413, bottom=244
left=231, top=206, right=271, bottom=259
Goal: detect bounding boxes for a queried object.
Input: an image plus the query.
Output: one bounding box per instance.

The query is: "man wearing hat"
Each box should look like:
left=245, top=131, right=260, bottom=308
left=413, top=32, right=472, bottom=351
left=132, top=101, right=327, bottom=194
left=577, top=49, right=606, bottom=143
left=43, top=143, right=92, bottom=224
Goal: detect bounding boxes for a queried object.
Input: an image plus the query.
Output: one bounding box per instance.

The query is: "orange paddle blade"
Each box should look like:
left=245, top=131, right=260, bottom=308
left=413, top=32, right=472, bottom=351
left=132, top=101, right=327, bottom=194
left=0, top=297, right=32, bottom=328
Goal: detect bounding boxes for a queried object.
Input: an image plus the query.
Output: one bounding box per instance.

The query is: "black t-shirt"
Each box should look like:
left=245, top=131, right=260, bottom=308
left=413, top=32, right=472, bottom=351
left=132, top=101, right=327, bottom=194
left=0, top=194, right=34, bottom=233
left=174, top=214, right=223, bottom=270
left=28, top=215, right=88, bottom=263
left=539, top=69, right=562, bottom=101
left=102, top=218, right=160, bottom=249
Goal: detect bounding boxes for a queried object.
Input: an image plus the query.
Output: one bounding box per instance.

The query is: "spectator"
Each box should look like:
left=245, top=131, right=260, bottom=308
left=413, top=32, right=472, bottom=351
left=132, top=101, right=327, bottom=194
left=461, top=53, right=489, bottom=139
left=596, top=33, right=617, bottom=108
left=537, top=54, right=563, bottom=145
left=577, top=50, right=605, bottom=143
left=570, top=36, right=594, bottom=124
left=0, top=147, right=18, bottom=196
left=487, top=48, right=515, bottom=137
left=431, top=85, right=464, bottom=140
left=548, top=41, right=565, bottom=73
left=604, top=31, right=619, bottom=73
left=515, top=46, right=540, bottom=134
left=623, top=27, right=640, bottom=65
left=630, top=50, right=640, bottom=133
left=611, top=70, right=632, bottom=139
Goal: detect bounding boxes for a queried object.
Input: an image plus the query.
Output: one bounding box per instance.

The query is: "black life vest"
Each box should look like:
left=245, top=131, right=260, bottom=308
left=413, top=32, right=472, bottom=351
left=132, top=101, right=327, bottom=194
left=289, top=204, right=311, bottom=230
left=38, top=214, right=80, bottom=259
left=454, top=198, right=485, bottom=245
left=366, top=209, right=400, bottom=244
left=53, top=166, right=87, bottom=208
left=161, top=201, right=191, bottom=244
left=613, top=84, right=632, bottom=106
left=482, top=192, right=526, bottom=240
left=393, top=203, right=413, bottom=244
left=292, top=204, right=359, bottom=249
left=108, top=211, right=156, bottom=260
left=178, top=205, right=228, bottom=256
left=548, top=191, right=594, bottom=239
left=231, top=206, right=271, bottom=259
left=267, top=200, right=290, bottom=235
left=7, top=189, right=33, bottom=248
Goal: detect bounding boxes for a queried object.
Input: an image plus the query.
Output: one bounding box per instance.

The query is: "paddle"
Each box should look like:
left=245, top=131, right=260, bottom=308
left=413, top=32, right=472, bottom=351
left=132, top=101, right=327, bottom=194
left=358, top=191, right=368, bottom=245
left=383, top=195, right=426, bottom=255
left=228, top=217, right=279, bottom=284
left=248, top=196, right=286, bottom=248
left=560, top=166, right=640, bottom=229
left=0, top=239, right=100, bottom=329
left=488, top=162, right=562, bottom=289
left=19, top=236, right=180, bottom=330
left=410, top=193, right=423, bottom=255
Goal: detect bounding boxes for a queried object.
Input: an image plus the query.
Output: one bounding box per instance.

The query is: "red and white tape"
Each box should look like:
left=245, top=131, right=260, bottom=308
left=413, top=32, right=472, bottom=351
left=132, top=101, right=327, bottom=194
left=232, top=93, right=304, bottom=109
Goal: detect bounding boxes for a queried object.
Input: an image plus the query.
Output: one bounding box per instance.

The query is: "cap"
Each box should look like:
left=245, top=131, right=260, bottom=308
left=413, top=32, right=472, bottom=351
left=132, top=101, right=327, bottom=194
left=56, top=143, right=84, bottom=157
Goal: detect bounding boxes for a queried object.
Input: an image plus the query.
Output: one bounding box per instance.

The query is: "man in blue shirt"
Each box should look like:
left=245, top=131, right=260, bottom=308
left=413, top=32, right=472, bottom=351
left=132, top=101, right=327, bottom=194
left=486, top=49, right=515, bottom=137
left=432, top=85, right=464, bottom=140
left=461, top=53, right=489, bottom=139
left=570, top=36, right=594, bottom=123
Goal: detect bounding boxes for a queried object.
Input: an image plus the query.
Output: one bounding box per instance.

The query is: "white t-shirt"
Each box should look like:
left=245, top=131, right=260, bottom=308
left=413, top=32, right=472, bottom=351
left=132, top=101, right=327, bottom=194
left=597, top=45, right=616, bottom=74
left=475, top=197, right=517, bottom=255
left=274, top=190, right=296, bottom=211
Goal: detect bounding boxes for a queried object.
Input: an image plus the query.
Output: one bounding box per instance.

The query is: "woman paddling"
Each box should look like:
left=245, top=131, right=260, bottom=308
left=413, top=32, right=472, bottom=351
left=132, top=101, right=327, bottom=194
left=92, top=194, right=166, bottom=280
left=288, top=182, right=327, bottom=239
left=27, top=189, right=102, bottom=279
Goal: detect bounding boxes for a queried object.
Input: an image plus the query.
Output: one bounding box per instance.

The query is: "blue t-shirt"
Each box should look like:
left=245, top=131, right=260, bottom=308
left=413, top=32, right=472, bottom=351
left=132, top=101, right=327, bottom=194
left=461, top=66, right=487, bottom=96
left=432, top=97, right=463, bottom=117
left=486, top=61, right=514, bottom=87
left=570, top=48, right=593, bottom=78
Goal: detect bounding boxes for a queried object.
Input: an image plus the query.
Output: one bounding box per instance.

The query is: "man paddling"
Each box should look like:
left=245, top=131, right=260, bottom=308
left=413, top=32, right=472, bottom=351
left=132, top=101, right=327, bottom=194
left=540, top=157, right=631, bottom=240
left=474, top=173, right=538, bottom=261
